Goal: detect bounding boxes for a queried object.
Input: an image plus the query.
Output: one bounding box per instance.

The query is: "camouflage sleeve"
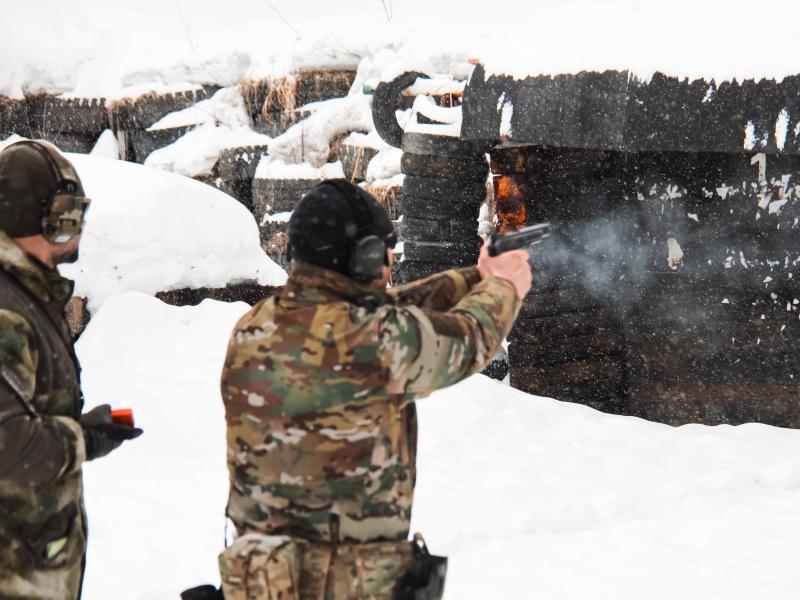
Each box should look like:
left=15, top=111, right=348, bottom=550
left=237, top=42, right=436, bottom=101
left=0, top=309, right=85, bottom=484
left=389, top=267, right=482, bottom=311
left=381, top=276, right=521, bottom=399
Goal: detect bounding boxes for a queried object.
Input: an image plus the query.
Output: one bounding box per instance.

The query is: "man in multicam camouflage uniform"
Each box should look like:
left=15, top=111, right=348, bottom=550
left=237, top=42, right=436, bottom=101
left=0, top=141, right=141, bottom=600
left=219, top=179, right=531, bottom=599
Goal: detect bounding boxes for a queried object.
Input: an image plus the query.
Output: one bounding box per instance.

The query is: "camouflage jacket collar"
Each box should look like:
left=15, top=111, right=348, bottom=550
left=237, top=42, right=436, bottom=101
left=281, top=261, right=393, bottom=308
left=0, top=231, right=73, bottom=305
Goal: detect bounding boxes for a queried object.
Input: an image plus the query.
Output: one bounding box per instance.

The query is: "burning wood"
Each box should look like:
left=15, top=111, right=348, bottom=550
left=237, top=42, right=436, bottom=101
left=493, top=175, right=527, bottom=233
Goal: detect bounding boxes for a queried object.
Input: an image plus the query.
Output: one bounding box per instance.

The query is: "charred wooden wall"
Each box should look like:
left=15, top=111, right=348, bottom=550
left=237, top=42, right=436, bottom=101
left=462, top=65, right=800, bottom=426
left=492, top=145, right=800, bottom=427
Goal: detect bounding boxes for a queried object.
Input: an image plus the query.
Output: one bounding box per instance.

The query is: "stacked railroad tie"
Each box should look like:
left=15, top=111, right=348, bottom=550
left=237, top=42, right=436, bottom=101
left=110, top=87, right=220, bottom=162
left=508, top=286, right=626, bottom=412
left=27, top=96, right=110, bottom=153
left=214, top=145, right=270, bottom=210
left=397, top=132, right=491, bottom=283
left=251, top=177, right=321, bottom=269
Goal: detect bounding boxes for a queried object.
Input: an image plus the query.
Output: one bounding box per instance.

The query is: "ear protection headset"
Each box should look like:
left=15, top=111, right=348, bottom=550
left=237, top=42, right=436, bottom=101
left=323, top=180, right=393, bottom=284
left=14, top=141, right=89, bottom=244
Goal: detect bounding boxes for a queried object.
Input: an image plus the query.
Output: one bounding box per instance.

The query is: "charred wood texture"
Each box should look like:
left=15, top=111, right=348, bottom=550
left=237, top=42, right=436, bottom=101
left=401, top=216, right=479, bottom=242
left=464, top=67, right=800, bottom=156
left=403, top=238, right=482, bottom=265
left=214, top=145, right=270, bottom=210
left=340, top=143, right=379, bottom=182
left=127, top=126, right=194, bottom=164
left=26, top=95, right=109, bottom=135
left=252, top=178, right=320, bottom=219
left=494, top=142, right=800, bottom=426
left=401, top=152, right=489, bottom=181
left=156, top=282, right=280, bottom=307
left=624, top=276, right=800, bottom=426
left=109, top=87, right=220, bottom=131
left=402, top=132, right=493, bottom=158
left=108, top=86, right=221, bottom=161
left=0, top=97, right=27, bottom=138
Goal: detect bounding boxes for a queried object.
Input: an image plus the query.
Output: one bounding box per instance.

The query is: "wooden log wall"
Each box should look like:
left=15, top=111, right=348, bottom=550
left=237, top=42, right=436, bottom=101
left=493, top=144, right=800, bottom=427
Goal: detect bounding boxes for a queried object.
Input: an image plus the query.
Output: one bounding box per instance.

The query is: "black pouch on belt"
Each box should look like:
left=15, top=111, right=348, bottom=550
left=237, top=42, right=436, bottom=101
left=394, top=533, right=447, bottom=600
left=180, top=584, right=224, bottom=599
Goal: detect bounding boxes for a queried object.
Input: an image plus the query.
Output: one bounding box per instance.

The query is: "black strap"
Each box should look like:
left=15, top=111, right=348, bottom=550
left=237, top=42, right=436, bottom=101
left=0, top=365, right=39, bottom=417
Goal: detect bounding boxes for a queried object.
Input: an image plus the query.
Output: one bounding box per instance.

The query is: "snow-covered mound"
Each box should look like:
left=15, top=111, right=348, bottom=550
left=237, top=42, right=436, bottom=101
left=78, top=293, right=800, bottom=599
left=59, top=154, right=286, bottom=311
left=4, top=0, right=800, bottom=100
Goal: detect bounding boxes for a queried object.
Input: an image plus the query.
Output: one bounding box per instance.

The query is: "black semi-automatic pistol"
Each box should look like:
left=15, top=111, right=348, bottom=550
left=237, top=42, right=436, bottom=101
left=488, top=222, right=552, bottom=257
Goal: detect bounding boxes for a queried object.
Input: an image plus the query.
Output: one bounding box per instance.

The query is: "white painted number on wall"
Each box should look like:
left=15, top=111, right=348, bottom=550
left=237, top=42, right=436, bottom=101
left=751, top=153, right=767, bottom=184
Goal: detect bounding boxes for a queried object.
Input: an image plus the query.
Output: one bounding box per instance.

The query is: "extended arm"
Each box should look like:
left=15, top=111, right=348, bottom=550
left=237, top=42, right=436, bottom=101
left=388, top=267, right=482, bottom=311
left=0, top=309, right=85, bottom=484
left=381, top=275, right=521, bottom=399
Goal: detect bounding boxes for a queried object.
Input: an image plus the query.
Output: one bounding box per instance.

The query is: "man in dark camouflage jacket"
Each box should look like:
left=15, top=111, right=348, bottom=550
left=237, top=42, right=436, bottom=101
left=0, top=141, right=141, bottom=599
left=220, top=180, right=531, bottom=599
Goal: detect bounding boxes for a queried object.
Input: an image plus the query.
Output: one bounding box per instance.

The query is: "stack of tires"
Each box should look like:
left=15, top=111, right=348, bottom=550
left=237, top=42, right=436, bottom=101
left=109, top=86, right=219, bottom=162
left=214, top=145, right=270, bottom=210
left=27, top=95, right=109, bottom=153
left=397, top=133, right=490, bottom=282
left=370, top=71, right=491, bottom=283
left=0, top=97, right=27, bottom=140
left=252, top=177, right=322, bottom=269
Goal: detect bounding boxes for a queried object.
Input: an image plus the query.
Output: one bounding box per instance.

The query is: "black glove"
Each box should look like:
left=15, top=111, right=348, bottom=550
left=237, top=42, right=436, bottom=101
left=80, top=404, right=143, bottom=461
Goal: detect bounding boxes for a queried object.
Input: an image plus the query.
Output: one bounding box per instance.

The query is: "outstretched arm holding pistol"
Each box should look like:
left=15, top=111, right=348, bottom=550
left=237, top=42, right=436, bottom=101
left=480, top=222, right=550, bottom=300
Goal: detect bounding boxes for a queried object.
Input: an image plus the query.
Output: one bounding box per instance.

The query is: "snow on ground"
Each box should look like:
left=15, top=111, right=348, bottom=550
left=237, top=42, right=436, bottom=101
left=56, top=153, right=286, bottom=311
left=78, top=292, right=800, bottom=599
left=77, top=293, right=245, bottom=600
left=6, top=0, right=800, bottom=100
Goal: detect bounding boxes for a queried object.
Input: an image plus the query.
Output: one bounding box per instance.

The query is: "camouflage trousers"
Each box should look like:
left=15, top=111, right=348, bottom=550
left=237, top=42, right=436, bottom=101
left=0, top=499, right=87, bottom=600
left=219, top=533, right=414, bottom=600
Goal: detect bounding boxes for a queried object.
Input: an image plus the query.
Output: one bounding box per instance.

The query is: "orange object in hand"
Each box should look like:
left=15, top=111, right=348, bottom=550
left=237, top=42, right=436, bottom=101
left=110, top=408, right=135, bottom=428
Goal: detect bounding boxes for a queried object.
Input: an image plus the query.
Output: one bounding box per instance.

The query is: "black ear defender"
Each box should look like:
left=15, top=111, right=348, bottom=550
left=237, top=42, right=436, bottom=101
left=16, top=141, right=88, bottom=244
left=323, top=180, right=389, bottom=284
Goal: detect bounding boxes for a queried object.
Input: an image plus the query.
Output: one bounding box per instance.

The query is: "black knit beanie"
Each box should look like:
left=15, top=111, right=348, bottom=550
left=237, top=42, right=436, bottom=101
left=288, top=179, right=396, bottom=277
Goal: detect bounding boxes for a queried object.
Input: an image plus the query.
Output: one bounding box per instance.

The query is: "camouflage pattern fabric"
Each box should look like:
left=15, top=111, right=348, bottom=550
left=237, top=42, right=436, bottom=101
left=219, top=533, right=302, bottom=600
left=0, top=231, right=87, bottom=600
left=221, top=259, right=520, bottom=595
left=220, top=532, right=414, bottom=600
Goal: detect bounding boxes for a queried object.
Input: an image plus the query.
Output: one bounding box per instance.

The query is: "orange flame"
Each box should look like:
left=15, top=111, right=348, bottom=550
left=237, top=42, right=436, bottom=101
left=494, top=176, right=527, bottom=234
